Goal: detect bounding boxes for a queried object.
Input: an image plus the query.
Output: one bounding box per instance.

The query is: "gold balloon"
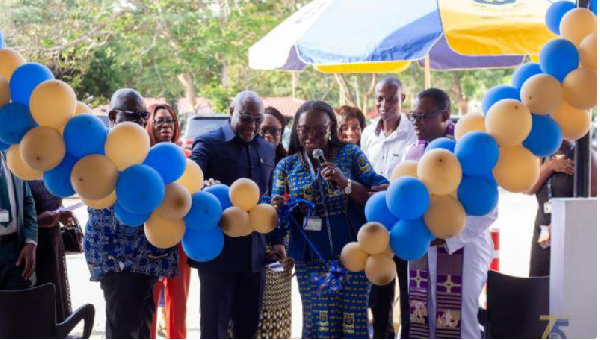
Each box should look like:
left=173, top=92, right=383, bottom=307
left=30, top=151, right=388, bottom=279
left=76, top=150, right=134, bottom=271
left=105, top=122, right=150, bottom=171
left=249, top=203, right=279, bottom=234
left=365, top=254, right=397, bottom=286
left=340, top=242, right=369, bottom=272
left=74, top=101, right=92, bottom=115
left=424, top=195, right=466, bottom=239
left=6, top=144, right=42, bottom=181
left=493, top=146, right=540, bottom=193
left=0, top=75, right=9, bottom=107
left=156, top=183, right=192, bottom=220
left=390, top=160, right=418, bottom=181
left=455, top=113, right=486, bottom=140
left=0, top=48, right=25, bottom=81
left=562, top=68, right=597, bottom=110
left=485, top=99, right=532, bottom=146
left=520, top=74, right=563, bottom=114
left=175, top=159, right=204, bottom=194
left=579, top=33, right=597, bottom=70
left=382, top=246, right=395, bottom=258
left=20, top=127, right=65, bottom=172
left=357, top=222, right=390, bottom=255
left=83, top=191, right=116, bottom=210
left=560, top=8, right=597, bottom=45
left=220, top=206, right=252, bottom=237
left=229, top=178, right=260, bottom=211
left=144, top=213, right=186, bottom=249
left=71, top=155, right=119, bottom=200
left=29, top=80, right=76, bottom=129
left=417, top=149, right=462, bottom=196
left=551, top=100, right=592, bottom=140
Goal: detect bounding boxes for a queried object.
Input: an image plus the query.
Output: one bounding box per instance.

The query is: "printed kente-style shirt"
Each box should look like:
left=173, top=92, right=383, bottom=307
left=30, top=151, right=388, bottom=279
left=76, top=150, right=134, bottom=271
left=84, top=207, right=179, bottom=281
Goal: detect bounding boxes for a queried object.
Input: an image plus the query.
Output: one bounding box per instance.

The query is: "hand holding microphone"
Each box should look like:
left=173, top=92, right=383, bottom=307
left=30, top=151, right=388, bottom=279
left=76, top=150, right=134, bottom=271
left=313, top=149, right=346, bottom=190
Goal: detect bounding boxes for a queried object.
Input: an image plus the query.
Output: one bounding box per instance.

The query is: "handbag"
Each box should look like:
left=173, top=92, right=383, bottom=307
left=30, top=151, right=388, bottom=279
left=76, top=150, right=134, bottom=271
left=61, top=215, right=83, bottom=253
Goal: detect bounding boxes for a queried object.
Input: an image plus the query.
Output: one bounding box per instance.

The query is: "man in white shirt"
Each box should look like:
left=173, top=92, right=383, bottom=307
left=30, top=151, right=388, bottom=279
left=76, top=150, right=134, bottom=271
left=0, top=152, right=38, bottom=290
left=361, top=76, right=416, bottom=339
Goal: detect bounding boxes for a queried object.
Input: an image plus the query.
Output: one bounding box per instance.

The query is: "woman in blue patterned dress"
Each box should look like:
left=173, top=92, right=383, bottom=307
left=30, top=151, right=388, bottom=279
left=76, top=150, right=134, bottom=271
left=271, top=100, right=387, bottom=338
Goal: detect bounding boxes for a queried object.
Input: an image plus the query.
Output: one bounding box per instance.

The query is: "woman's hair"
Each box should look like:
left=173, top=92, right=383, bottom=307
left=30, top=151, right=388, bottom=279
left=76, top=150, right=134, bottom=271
left=146, top=103, right=180, bottom=145
left=336, top=105, right=366, bottom=130
left=263, top=106, right=287, bottom=162
left=288, top=100, right=345, bottom=155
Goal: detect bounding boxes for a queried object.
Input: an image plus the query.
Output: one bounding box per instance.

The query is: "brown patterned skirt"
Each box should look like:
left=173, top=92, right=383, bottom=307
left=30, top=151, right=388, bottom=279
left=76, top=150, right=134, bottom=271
left=257, top=258, right=294, bottom=339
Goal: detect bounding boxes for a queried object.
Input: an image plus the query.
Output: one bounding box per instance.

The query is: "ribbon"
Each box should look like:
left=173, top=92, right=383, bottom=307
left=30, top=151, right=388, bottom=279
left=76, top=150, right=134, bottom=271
left=262, top=195, right=348, bottom=294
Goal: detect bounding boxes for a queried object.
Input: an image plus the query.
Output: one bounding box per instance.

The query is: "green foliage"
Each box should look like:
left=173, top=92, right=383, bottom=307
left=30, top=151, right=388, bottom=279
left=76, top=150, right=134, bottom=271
left=1, top=0, right=516, bottom=115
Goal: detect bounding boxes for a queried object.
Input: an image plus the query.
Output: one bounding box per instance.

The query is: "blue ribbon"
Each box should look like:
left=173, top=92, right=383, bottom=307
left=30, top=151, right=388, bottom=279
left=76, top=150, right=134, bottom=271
left=262, top=195, right=348, bottom=294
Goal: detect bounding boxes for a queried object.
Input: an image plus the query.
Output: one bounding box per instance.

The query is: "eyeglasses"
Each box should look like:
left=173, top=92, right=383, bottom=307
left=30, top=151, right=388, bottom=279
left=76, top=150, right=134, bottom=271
left=237, top=111, right=264, bottom=124
left=260, top=126, right=282, bottom=136
left=153, top=118, right=176, bottom=126
left=110, top=109, right=150, bottom=122
left=297, top=126, right=329, bottom=138
left=340, top=124, right=361, bottom=133
left=407, top=110, right=444, bottom=123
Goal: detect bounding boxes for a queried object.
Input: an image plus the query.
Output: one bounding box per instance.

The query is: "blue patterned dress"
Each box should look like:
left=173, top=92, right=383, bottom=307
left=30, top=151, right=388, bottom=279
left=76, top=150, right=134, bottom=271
left=84, top=207, right=179, bottom=282
left=272, top=143, right=387, bottom=338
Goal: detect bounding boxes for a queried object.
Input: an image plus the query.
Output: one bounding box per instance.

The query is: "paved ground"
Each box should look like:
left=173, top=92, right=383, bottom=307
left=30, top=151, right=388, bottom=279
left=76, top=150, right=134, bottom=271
left=65, top=190, right=538, bottom=338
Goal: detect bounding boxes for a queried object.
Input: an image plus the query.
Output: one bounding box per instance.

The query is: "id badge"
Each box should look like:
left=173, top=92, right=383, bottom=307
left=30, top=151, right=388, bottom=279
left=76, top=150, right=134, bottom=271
left=0, top=209, right=9, bottom=223
left=544, top=201, right=552, bottom=214
left=304, top=216, right=323, bottom=232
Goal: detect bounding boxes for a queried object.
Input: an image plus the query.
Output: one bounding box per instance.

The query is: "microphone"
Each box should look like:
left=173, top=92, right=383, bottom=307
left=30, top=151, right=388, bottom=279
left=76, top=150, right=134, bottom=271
left=313, top=149, right=337, bottom=191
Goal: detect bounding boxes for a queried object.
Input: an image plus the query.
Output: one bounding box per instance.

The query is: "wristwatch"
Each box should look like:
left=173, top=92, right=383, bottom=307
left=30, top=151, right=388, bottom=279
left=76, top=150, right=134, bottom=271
left=344, top=178, right=352, bottom=194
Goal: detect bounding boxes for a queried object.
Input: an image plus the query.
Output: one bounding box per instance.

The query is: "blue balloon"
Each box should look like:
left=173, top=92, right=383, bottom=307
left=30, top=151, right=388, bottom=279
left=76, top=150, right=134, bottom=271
left=185, top=191, right=223, bottom=231
left=457, top=176, right=499, bottom=216
left=43, top=153, right=78, bottom=197
left=63, top=114, right=108, bottom=158
left=540, top=39, right=579, bottom=83
left=0, top=139, right=9, bottom=152
left=455, top=131, right=499, bottom=176
left=203, top=184, right=232, bottom=210
left=386, top=177, right=429, bottom=220
left=143, top=143, right=186, bottom=184
left=591, top=0, right=597, bottom=15
left=0, top=31, right=3, bottom=49
left=389, top=218, right=434, bottom=261
left=511, top=63, right=543, bottom=91
left=114, top=201, right=150, bottom=227
left=365, top=191, right=398, bottom=230
left=546, top=1, right=577, bottom=35
left=425, top=137, right=456, bottom=153
left=523, top=114, right=563, bottom=157
left=182, top=226, right=224, bottom=262
left=116, top=164, right=165, bottom=215
left=481, top=85, right=520, bottom=115
left=9, top=63, right=54, bottom=105
left=0, top=103, right=36, bottom=144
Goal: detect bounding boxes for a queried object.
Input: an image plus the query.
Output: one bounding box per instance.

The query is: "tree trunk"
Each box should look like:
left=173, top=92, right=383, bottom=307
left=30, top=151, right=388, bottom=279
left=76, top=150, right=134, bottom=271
left=178, top=72, right=198, bottom=115
left=362, top=74, right=377, bottom=115
left=334, top=73, right=357, bottom=107
left=452, top=71, right=466, bottom=115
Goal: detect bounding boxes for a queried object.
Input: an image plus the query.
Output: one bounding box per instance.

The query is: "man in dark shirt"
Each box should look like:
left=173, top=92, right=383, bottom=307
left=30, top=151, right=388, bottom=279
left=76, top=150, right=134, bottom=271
left=190, top=90, right=284, bottom=339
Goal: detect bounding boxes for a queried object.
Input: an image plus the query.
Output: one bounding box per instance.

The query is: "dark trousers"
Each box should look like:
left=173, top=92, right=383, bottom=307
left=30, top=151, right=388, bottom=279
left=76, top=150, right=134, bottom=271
left=529, top=225, right=550, bottom=277
left=199, top=270, right=265, bottom=339
left=100, top=271, right=157, bottom=339
left=369, top=256, right=409, bottom=339
left=0, top=237, right=33, bottom=290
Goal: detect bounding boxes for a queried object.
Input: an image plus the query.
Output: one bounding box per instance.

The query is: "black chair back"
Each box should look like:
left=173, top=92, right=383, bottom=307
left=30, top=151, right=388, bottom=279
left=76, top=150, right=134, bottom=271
left=0, top=283, right=94, bottom=338
left=0, top=283, right=57, bottom=338
left=485, top=270, right=550, bottom=339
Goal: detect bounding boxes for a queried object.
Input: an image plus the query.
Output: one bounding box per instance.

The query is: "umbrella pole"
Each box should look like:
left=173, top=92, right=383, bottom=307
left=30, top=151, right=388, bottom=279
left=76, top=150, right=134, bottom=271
left=424, top=54, right=431, bottom=88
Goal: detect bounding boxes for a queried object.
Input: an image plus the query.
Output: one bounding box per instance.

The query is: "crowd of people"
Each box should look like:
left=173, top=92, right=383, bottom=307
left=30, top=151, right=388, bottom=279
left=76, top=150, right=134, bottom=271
left=0, top=75, right=596, bottom=339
